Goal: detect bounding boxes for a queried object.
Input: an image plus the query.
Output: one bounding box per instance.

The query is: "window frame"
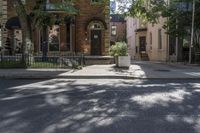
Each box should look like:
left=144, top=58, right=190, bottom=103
left=48, top=25, right=61, bottom=52
left=111, top=25, right=117, bottom=36
left=39, top=25, right=61, bottom=52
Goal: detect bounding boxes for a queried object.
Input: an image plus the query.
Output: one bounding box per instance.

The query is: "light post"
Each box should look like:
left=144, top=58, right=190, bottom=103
left=189, top=0, right=195, bottom=64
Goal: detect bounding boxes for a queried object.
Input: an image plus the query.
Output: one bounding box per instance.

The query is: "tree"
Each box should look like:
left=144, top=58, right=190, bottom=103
left=117, top=0, right=167, bottom=23
left=10, top=0, right=78, bottom=61
left=11, top=0, right=32, bottom=59
left=118, top=0, right=200, bottom=55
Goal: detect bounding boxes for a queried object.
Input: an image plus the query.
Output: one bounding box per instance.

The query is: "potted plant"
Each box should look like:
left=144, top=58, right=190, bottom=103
left=110, top=42, right=130, bottom=67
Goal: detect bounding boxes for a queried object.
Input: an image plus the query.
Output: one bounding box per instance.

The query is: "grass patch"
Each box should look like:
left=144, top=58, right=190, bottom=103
left=0, top=61, right=26, bottom=68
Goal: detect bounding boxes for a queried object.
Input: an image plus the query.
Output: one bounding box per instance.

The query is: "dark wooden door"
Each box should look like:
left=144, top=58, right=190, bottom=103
left=139, top=36, right=146, bottom=52
left=91, top=30, right=102, bottom=55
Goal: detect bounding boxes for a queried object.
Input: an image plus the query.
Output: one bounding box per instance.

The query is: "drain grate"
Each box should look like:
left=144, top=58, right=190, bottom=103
left=154, top=69, right=171, bottom=72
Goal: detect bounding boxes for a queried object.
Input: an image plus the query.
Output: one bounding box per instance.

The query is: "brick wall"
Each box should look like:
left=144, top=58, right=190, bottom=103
left=3, top=0, right=110, bottom=55
left=75, top=0, right=110, bottom=55
left=110, top=22, right=126, bottom=42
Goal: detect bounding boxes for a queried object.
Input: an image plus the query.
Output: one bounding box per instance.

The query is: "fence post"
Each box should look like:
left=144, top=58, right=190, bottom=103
left=81, top=53, right=84, bottom=66
left=0, top=52, right=2, bottom=62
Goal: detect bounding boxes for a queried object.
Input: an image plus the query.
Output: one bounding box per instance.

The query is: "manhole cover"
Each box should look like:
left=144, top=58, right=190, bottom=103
left=154, top=69, right=171, bottom=72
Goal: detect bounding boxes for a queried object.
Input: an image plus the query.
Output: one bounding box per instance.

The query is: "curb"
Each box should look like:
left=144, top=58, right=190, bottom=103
left=0, top=75, right=134, bottom=80
left=1, top=75, right=200, bottom=80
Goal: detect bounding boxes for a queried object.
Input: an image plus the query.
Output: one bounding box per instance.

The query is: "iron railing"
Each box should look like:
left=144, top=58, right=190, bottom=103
left=0, top=53, right=84, bottom=69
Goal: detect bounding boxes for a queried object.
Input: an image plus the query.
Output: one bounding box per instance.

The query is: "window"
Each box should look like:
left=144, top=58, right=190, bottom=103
left=47, top=0, right=65, bottom=3
left=48, top=25, right=60, bottom=51
left=91, top=0, right=102, bottom=4
left=21, top=0, right=26, bottom=4
left=149, top=32, right=152, bottom=50
left=66, top=23, right=72, bottom=51
left=176, top=2, right=192, bottom=11
left=0, top=28, right=2, bottom=48
left=90, top=23, right=103, bottom=30
left=39, top=29, right=43, bottom=52
left=14, top=30, right=22, bottom=53
left=158, top=29, right=162, bottom=49
left=111, top=25, right=117, bottom=36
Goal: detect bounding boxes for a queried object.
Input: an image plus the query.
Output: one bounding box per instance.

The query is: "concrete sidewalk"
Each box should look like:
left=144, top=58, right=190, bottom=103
left=0, top=62, right=200, bottom=79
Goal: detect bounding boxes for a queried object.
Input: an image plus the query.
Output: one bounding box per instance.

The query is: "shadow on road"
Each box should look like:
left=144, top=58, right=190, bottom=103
left=0, top=79, right=200, bottom=133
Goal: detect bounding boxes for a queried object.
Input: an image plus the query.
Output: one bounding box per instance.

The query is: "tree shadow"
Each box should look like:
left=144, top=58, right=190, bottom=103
left=0, top=79, right=200, bottom=133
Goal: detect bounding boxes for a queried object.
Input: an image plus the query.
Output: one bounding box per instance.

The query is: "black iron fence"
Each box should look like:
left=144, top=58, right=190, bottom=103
left=0, top=54, right=84, bottom=69
left=195, top=52, right=200, bottom=64
left=182, top=51, right=200, bottom=64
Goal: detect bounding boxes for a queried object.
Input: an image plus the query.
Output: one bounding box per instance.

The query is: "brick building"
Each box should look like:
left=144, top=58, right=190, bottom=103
left=110, top=14, right=126, bottom=45
left=1, top=0, right=110, bottom=56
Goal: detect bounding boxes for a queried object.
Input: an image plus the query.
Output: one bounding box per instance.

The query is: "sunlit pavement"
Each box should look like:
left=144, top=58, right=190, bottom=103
left=0, top=78, right=200, bottom=133
left=130, top=61, right=200, bottom=78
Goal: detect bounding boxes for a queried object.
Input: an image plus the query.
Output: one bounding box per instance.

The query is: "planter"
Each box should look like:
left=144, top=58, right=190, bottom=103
left=117, top=56, right=130, bottom=67
left=114, top=56, right=118, bottom=65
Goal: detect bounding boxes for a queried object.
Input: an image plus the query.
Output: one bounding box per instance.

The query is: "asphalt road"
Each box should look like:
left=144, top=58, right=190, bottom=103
left=0, top=79, right=200, bottom=133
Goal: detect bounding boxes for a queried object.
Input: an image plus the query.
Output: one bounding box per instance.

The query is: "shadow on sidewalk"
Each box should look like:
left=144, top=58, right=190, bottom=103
left=0, top=69, right=76, bottom=79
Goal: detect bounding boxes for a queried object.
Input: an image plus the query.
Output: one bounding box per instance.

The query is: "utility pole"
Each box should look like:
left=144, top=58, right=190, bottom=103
left=189, top=0, right=195, bottom=64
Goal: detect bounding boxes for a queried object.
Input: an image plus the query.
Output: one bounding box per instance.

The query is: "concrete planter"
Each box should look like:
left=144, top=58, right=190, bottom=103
left=117, top=56, right=131, bottom=67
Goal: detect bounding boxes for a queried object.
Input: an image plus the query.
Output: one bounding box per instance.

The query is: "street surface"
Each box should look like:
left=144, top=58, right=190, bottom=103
left=0, top=78, right=200, bottom=133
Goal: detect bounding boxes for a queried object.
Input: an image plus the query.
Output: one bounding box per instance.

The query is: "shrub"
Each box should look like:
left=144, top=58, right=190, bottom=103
left=110, top=42, right=128, bottom=56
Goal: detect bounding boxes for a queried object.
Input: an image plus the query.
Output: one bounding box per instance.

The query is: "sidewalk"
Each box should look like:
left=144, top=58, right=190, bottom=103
left=0, top=62, right=200, bottom=79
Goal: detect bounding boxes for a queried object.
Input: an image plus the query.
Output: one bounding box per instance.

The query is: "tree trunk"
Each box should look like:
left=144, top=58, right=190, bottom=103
left=12, top=0, right=33, bottom=63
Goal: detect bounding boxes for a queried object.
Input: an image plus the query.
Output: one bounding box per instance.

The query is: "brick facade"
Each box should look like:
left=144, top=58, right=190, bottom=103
left=1, top=0, right=110, bottom=56
left=110, top=14, right=126, bottom=44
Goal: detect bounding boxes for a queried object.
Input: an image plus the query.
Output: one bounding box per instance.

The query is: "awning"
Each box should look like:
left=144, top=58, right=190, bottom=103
left=135, top=28, right=147, bottom=32
left=46, top=3, right=78, bottom=14
left=5, top=17, right=21, bottom=30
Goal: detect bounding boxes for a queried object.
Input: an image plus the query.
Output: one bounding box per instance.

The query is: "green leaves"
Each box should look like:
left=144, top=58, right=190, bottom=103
left=117, top=0, right=168, bottom=23
left=110, top=42, right=128, bottom=56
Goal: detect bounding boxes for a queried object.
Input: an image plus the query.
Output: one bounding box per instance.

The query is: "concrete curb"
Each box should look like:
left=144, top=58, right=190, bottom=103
left=1, top=75, right=200, bottom=80
left=0, top=75, right=132, bottom=80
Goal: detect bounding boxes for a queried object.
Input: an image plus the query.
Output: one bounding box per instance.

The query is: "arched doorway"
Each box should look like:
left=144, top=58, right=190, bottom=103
left=87, top=21, right=106, bottom=55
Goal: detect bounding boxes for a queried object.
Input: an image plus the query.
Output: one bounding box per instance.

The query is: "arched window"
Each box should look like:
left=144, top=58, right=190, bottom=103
left=88, top=22, right=104, bottom=30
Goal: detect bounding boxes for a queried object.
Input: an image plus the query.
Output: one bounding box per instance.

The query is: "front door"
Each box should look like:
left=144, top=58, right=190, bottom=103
left=91, top=30, right=102, bottom=55
left=139, top=36, right=146, bottom=52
